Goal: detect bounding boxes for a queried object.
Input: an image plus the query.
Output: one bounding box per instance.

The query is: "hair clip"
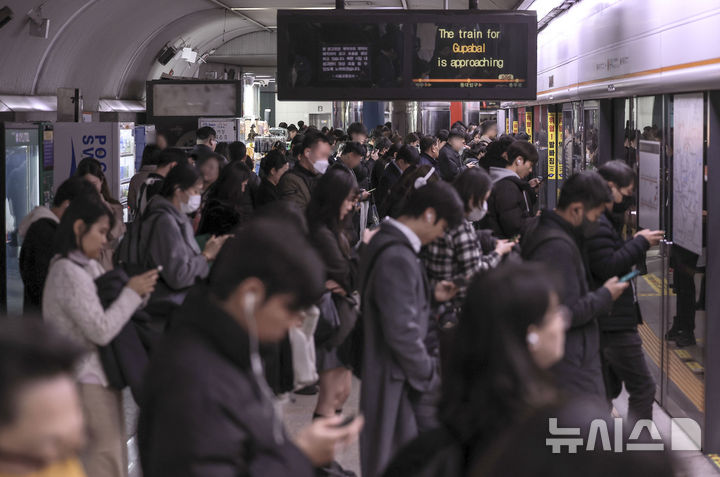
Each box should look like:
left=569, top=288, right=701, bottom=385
left=414, top=167, right=435, bottom=189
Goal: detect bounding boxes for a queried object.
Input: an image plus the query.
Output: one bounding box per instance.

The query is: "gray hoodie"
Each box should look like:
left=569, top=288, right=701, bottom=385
left=488, top=166, right=520, bottom=184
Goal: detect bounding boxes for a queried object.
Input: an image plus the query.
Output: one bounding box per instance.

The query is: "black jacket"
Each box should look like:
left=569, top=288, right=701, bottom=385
left=376, top=161, right=402, bottom=214
left=19, top=218, right=57, bottom=312
left=255, top=178, right=281, bottom=208
left=521, top=210, right=612, bottom=397
left=139, top=286, right=314, bottom=477
left=371, top=156, right=390, bottom=192
left=585, top=211, right=650, bottom=331
left=484, top=171, right=534, bottom=239
left=197, top=198, right=242, bottom=236
left=437, top=144, right=463, bottom=182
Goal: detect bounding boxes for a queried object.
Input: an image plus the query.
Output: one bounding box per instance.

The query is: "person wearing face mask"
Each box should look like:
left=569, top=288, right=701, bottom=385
left=422, top=168, right=514, bottom=321
left=521, top=171, right=629, bottom=399
left=139, top=219, right=363, bottom=477
left=585, top=161, right=664, bottom=424
left=278, top=130, right=333, bottom=213
left=43, top=198, right=158, bottom=477
left=358, top=181, right=464, bottom=477
left=139, top=164, right=229, bottom=331
left=0, top=321, right=88, bottom=477
left=382, top=263, right=577, bottom=477
left=485, top=140, right=539, bottom=240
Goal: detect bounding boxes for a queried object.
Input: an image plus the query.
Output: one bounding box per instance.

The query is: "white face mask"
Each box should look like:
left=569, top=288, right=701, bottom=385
left=467, top=201, right=488, bottom=222
left=181, top=193, right=202, bottom=214
left=313, top=159, right=329, bottom=174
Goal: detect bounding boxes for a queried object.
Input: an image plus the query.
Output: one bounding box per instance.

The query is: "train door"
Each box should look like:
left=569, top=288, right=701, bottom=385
left=634, top=93, right=707, bottom=441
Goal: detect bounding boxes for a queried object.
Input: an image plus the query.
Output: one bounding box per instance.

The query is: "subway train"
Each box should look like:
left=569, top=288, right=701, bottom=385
left=0, top=0, right=719, bottom=475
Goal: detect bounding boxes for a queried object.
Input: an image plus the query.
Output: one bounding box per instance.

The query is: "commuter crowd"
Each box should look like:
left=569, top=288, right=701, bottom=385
left=2, top=119, right=677, bottom=477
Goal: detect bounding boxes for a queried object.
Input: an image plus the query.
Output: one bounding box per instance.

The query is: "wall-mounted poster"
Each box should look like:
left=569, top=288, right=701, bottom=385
left=638, top=140, right=660, bottom=231
left=672, top=92, right=704, bottom=255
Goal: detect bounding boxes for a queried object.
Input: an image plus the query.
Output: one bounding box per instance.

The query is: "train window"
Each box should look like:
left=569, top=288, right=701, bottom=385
left=582, top=100, right=600, bottom=171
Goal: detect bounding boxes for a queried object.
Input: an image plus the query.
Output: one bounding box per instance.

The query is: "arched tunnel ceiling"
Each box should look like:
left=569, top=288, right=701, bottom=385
left=0, top=0, right=519, bottom=110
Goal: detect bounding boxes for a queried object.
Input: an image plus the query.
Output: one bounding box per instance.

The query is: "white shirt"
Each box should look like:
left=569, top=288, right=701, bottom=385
left=385, top=217, right=422, bottom=254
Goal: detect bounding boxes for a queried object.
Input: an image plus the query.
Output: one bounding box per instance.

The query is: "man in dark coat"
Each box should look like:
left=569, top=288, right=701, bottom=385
left=485, top=140, right=538, bottom=239
left=587, top=160, right=665, bottom=423
left=278, top=131, right=332, bottom=212
left=191, top=126, right=217, bottom=165
left=19, top=177, right=96, bottom=314
left=139, top=219, right=363, bottom=477
left=521, top=171, right=627, bottom=398
left=436, top=129, right=465, bottom=181
left=359, top=181, right=464, bottom=477
left=419, top=135, right=440, bottom=169
left=376, top=145, right=420, bottom=218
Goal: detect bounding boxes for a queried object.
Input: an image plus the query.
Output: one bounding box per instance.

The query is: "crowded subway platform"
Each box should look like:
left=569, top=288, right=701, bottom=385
left=1, top=0, right=719, bottom=476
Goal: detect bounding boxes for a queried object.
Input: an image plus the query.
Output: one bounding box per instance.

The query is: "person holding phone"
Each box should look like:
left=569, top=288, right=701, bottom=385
left=423, top=168, right=514, bottom=322
left=586, top=160, right=664, bottom=424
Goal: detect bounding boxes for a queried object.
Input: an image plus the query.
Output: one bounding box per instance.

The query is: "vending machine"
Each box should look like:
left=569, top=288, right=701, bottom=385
left=134, top=124, right=157, bottom=171
left=1, top=123, right=43, bottom=315
left=53, top=122, right=136, bottom=222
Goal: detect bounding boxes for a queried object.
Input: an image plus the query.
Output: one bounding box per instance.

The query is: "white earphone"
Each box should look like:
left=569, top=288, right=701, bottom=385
left=414, top=167, right=436, bottom=189
left=527, top=332, right=540, bottom=347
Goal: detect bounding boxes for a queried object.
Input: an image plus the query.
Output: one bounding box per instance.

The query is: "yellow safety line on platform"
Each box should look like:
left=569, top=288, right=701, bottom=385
left=638, top=323, right=704, bottom=412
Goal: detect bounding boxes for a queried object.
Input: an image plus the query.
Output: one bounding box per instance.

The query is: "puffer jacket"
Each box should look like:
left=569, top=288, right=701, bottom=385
left=585, top=211, right=650, bottom=331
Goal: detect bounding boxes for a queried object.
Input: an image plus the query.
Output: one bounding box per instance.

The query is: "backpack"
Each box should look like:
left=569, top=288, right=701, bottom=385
left=114, top=207, right=163, bottom=276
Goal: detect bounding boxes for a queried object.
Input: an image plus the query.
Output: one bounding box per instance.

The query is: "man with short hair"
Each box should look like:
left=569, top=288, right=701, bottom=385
left=278, top=130, right=332, bottom=212
left=360, top=181, right=464, bottom=477
left=136, top=148, right=184, bottom=216
left=419, top=135, right=439, bottom=168
left=192, top=126, right=217, bottom=165
left=19, top=177, right=97, bottom=313
left=376, top=145, right=420, bottom=214
left=0, top=320, right=86, bottom=476
left=404, top=133, right=420, bottom=149
left=484, top=140, right=540, bottom=239
left=347, top=122, right=368, bottom=144
left=521, top=171, right=628, bottom=398
left=332, top=141, right=366, bottom=175
left=139, top=219, right=363, bottom=476
left=437, top=129, right=466, bottom=181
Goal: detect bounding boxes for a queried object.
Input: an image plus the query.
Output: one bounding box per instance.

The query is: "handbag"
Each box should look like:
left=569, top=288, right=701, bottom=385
left=326, top=291, right=360, bottom=348
left=289, top=306, right=319, bottom=390
left=314, top=292, right=341, bottom=348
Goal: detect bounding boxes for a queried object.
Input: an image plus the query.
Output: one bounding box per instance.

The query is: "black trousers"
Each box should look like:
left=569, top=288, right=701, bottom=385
left=672, top=245, right=699, bottom=333
left=600, top=330, right=656, bottom=423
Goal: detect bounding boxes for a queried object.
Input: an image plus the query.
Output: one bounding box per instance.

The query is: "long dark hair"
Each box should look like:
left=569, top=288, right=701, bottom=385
left=54, top=196, right=114, bottom=257
left=74, top=157, right=119, bottom=205
left=440, top=262, right=561, bottom=448
left=306, top=168, right=357, bottom=252
left=206, top=161, right=251, bottom=207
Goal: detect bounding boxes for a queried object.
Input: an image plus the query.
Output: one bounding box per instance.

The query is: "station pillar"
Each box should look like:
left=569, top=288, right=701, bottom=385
left=363, top=101, right=385, bottom=135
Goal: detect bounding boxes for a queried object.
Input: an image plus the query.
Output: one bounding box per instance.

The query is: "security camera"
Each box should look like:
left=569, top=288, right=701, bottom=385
left=0, top=6, right=14, bottom=30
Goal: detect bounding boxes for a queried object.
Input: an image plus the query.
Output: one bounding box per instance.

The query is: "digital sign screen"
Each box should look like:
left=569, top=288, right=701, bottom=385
left=277, top=10, right=536, bottom=101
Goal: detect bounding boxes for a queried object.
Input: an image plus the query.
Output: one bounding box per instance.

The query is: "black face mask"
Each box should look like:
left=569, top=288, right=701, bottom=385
left=613, top=194, right=635, bottom=214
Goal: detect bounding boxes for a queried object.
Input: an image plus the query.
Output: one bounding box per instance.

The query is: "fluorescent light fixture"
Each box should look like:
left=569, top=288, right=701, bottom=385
left=524, top=0, right=565, bottom=20
left=181, top=47, right=198, bottom=63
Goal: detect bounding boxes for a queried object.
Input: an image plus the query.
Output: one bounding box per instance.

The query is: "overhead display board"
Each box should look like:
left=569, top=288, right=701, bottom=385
left=277, top=10, right=537, bottom=101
